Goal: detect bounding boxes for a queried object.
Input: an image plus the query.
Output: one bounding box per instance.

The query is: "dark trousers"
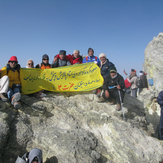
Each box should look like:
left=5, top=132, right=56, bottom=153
left=159, top=108, right=163, bottom=140
left=103, top=89, right=125, bottom=104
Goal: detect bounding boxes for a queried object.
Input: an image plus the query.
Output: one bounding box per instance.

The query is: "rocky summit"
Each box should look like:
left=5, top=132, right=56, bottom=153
left=1, top=33, right=163, bottom=163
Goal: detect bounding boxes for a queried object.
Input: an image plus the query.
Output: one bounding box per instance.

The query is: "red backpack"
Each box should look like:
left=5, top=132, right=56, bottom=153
left=124, top=78, right=131, bottom=88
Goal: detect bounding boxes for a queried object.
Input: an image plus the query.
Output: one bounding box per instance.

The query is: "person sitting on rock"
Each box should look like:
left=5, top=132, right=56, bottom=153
left=26, top=59, right=34, bottom=68
left=35, top=54, right=53, bottom=69
left=138, top=70, right=148, bottom=94
left=101, top=67, right=125, bottom=111
left=82, top=48, right=100, bottom=66
left=99, top=53, right=115, bottom=78
left=157, top=91, right=163, bottom=140
left=52, top=50, right=72, bottom=67
left=0, top=73, right=9, bottom=102
left=15, top=148, right=43, bottom=163
left=127, top=69, right=138, bottom=98
left=53, top=49, right=82, bottom=65
left=1, top=56, right=22, bottom=109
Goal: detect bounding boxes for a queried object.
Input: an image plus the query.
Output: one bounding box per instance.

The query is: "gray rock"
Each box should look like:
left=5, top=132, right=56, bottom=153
left=0, top=92, right=163, bottom=163
left=139, top=33, right=163, bottom=138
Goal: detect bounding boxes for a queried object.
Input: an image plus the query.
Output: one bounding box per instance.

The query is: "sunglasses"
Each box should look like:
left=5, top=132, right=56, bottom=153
left=43, top=58, right=49, bottom=61
left=10, top=61, right=17, bottom=64
left=28, top=63, right=33, bottom=65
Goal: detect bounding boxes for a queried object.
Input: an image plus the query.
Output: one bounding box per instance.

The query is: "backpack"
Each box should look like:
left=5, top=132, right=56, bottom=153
left=148, top=79, right=153, bottom=86
left=6, top=64, right=20, bottom=75
left=124, top=78, right=131, bottom=88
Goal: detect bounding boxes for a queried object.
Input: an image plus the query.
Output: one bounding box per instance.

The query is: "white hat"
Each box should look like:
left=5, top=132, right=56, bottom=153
left=139, top=72, right=143, bottom=76
left=99, top=53, right=106, bottom=58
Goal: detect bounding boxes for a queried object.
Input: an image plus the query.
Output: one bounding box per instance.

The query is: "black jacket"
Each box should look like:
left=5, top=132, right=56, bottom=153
left=138, top=75, right=148, bottom=88
left=103, top=73, right=125, bottom=91
left=157, top=91, right=163, bottom=109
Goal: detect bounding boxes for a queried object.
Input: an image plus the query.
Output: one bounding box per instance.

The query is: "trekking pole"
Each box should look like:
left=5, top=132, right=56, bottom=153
left=20, top=100, right=37, bottom=112
left=117, top=82, right=125, bottom=121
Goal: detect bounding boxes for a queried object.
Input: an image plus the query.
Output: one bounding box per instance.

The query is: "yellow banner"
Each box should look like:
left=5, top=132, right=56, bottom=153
left=20, top=63, right=104, bottom=94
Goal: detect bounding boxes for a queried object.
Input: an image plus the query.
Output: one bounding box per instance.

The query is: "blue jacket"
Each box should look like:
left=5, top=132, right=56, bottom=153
left=99, top=59, right=115, bottom=78
left=82, top=55, right=100, bottom=66
left=157, top=91, right=163, bottom=108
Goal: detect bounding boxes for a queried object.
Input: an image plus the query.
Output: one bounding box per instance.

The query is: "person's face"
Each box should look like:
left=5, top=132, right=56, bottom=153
left=27, top=60, right=34, bottom=68
left=110, top=72, right=116, bottom=78
left=88, top=50, right=94, bottom=56
left=100, top=57, right=106, bottom=63
left=130, top=71, right=135, bottom=77
left=9, top=61, right=17, bottom=69
left=73, top=52, right=79, bottom=58
left=32, top=161, right=38, bottom=163
left=43, top=58, right=49, bottom=64
left=59, top=54, right=65, bottom=60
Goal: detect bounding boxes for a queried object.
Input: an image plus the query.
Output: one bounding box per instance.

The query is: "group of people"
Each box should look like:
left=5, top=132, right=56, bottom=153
left=0, top=47, right=149, bottom=111
left=0, top=48, right=163, bottom=141
left=0, top=47, right=117, bottom=108
left=123, top=69, right=148, bottom=97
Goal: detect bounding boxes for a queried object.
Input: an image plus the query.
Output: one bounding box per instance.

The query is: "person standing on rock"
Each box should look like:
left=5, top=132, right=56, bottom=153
left=138, top=70, right=148, bottom=94
left=127, top=69, right=138, bottom=97
left=35, top=54, right=53, bottom=69
left=95, top=53, right=115, bottom=97
left=82, top=48, right=100, bottom=66
left=1, top=56, right=22, bottom=109
left=99, top=53, right=115, bottom=78
left=123, top=69, right=132, bottom=95
left=101, top=67, right=125, bottom=111
left=53, top=49, right=82, bottom=65
left=35, top=54, right=54, bottom=98
left=15, top=148, right=43, bottom=163
left=52, top=50, right=72, bottom=67
left=157, top=91, right=163, bottom=140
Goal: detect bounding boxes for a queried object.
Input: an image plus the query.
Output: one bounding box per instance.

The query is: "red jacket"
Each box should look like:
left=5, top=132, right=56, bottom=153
left=55, top=54, right=82, bottom=65
left=124, top=78, right=131, bottom=88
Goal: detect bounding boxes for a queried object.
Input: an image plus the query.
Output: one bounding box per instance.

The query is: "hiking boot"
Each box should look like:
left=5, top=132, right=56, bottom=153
left=97, top=96, right=105, bottom=102
left=0, top=93, right=8, bottom=102
left=14, top=101, right=21, bottom=109
left=11, top=92, right=21, bottom=105
left=108, top=98, right=116, bottom=105
left=116, top=103, right=121, bottom=111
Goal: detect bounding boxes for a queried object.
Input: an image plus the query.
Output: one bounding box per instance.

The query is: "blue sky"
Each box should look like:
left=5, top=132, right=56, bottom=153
left=0, top=0, right=163, bottom=78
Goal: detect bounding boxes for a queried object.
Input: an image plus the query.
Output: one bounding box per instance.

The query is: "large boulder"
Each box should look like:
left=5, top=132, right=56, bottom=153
left=144, top=33, right=163, bottom=95
left=0, top=92, right=163, bottom=163
left=138, top=33, right=163, bottom=138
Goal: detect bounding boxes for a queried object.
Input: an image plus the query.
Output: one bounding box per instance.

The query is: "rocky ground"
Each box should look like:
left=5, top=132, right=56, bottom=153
left=0, top=91, right=163, bottom=163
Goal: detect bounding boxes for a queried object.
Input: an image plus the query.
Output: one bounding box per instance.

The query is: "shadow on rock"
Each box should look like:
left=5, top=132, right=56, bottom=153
left=19, top=94, right=54, bottom=118
left=145, top=111, right=160, bottom=138
left=124, top=93, right=145, bottom=118
left=45, top=156, right=58, bottom=163
left=0, top=104, right=29, bottom=162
